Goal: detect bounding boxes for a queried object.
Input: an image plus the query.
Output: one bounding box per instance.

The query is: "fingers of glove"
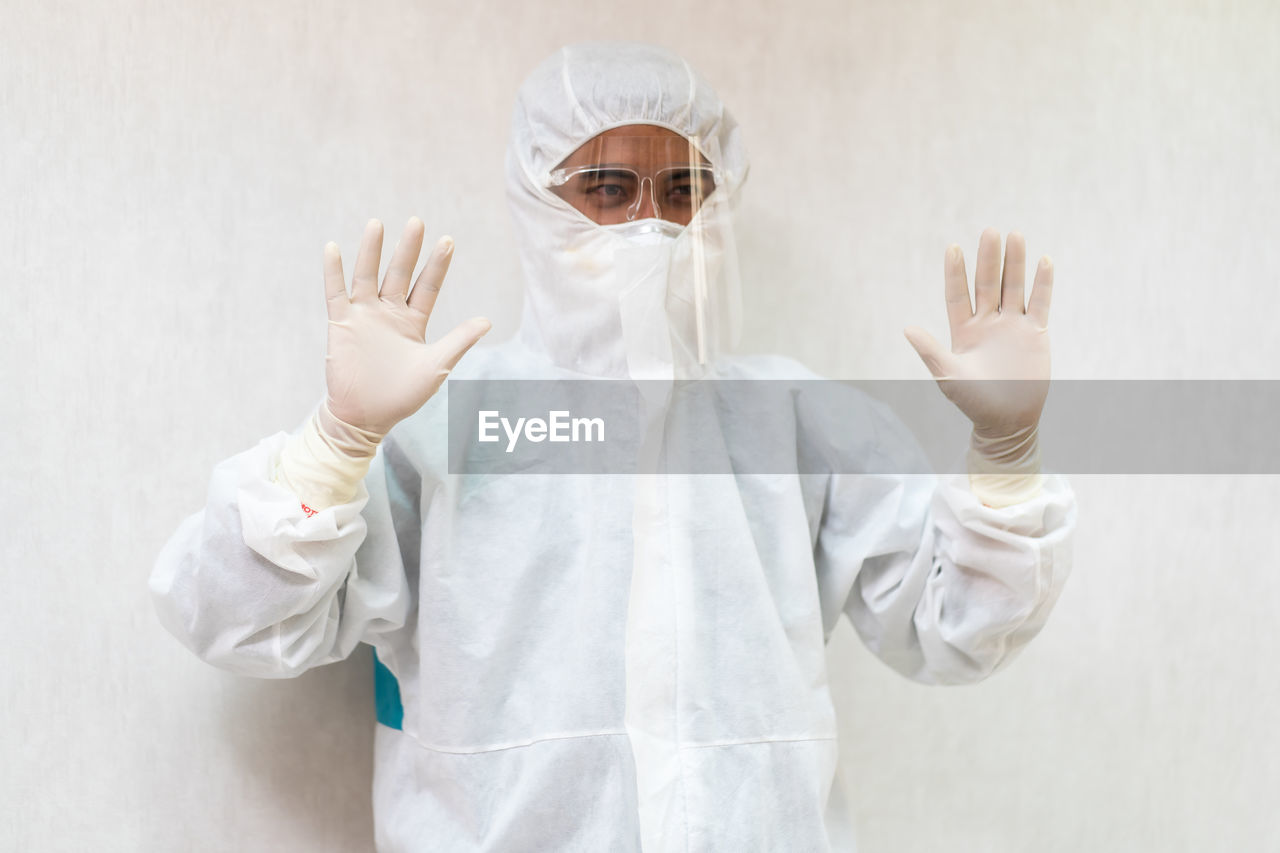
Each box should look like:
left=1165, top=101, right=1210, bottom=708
left=1027, top=256, right=1055, bottom=326
left=904, top=326, right=956, bottom=379
left=351, top=219, right=385, bottom=301
left=1001, top=231, right=1027, bottom=313
left=431, top=317, right=492, bottom=372
left=973, top=227, right=1003, bottom=316
left=323, top=242, right=348, bottom=322
left=407, top=236, right=455, bottom=317
left=380, top=217, right=425, bottom=303
left=943, top=244, right=973, bottom=334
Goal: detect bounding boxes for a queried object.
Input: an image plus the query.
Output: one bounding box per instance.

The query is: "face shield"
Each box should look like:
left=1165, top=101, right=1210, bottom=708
left=505, top=43, right=748, bottom=382
left=521, top=126, right=740, bottom=377
left=511, top=123, right=742, bottom=380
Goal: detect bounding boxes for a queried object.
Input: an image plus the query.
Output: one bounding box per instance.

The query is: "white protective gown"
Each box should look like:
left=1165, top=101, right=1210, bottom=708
left=151, top=43, right=1075, bottom=853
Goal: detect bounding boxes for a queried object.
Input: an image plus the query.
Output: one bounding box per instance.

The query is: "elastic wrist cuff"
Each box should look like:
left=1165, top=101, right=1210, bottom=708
left=966, top=468, right=1044, bottom=508
left=967, top=426, right=1043, bottom=508
left=274, top=404, right=382, bottom=510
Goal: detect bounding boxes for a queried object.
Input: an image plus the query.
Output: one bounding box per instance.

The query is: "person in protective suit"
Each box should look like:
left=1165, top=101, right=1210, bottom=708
left=152, top=41, right=1074, bottom=852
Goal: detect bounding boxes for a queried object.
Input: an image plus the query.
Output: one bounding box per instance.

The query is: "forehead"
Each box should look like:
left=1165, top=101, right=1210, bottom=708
left=556, top=125, right=708, bottom=169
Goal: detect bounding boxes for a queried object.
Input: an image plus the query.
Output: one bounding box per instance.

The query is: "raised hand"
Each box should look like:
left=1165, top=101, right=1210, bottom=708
left=323, top=218, right=491, bottom=435
left=903, top=228, right=1054, bottom=440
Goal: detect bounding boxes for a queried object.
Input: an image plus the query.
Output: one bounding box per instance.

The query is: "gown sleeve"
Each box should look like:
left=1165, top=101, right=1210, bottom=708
left=149, top=429, right=416, bottom=678
left=809, top=390, right=1076, bottom=685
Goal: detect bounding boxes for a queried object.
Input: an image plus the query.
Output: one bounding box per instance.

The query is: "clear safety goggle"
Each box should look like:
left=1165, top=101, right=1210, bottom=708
left=545, top=135, right=720, bottom=226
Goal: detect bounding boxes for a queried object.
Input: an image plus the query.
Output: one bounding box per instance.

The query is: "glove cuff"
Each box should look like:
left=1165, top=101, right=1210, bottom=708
left=274, top=402, right=383, bottom=511
left=967, top=425, right=1043, bottom=508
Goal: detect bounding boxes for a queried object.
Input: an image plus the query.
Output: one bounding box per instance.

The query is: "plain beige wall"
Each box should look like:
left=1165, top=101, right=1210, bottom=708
left=4, top=0, right=1279, bottom=850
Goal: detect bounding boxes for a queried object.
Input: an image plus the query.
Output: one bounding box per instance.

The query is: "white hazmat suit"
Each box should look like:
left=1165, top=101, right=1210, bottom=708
left=151, top=42, right=1075, bottom=852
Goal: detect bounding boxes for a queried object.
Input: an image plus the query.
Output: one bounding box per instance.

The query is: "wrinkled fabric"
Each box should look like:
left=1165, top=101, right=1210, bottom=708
left=150, top=42, right=1076, bottom=852
left=151, top=344, right=1075, bottom=852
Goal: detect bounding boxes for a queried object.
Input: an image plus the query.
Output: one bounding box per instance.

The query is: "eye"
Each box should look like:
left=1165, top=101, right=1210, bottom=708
left=660, top=169, right=714, bottom=209
left=578, top=170, right=637, bottom=208
left=588, top=182, right=628, bottom=198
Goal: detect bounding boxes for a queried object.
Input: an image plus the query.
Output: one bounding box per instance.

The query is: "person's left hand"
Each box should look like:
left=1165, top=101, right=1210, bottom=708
left=904, top=228, right=1055, bottom=440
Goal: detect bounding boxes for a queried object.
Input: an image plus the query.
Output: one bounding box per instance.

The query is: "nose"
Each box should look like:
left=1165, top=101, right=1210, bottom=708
left=627, top=176, right=660, bottom=221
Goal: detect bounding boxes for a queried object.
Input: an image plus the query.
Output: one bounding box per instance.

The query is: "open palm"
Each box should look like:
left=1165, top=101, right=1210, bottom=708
left=324, top=218, right=490, bottom=435
left=904, top=228, right=1054, bottom=438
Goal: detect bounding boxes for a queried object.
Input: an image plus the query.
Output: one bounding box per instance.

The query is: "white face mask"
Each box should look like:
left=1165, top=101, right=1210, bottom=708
left=509, top=193, right=740, bottom=381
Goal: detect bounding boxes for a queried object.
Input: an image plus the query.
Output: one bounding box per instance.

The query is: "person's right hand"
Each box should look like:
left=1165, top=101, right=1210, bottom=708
left=323, top=217, right=491, bottom=436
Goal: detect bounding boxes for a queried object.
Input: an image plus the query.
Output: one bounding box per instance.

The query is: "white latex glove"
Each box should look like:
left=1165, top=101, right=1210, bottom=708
left=903, top=228, right=1055, bottom=506
left=325, top=217, right=491, bottom=436
left=275, top=218, right=490, bottom=512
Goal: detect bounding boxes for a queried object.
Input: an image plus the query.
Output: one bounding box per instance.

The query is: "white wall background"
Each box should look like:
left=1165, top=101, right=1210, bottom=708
left=4, top=0, right=1278, bottom=850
